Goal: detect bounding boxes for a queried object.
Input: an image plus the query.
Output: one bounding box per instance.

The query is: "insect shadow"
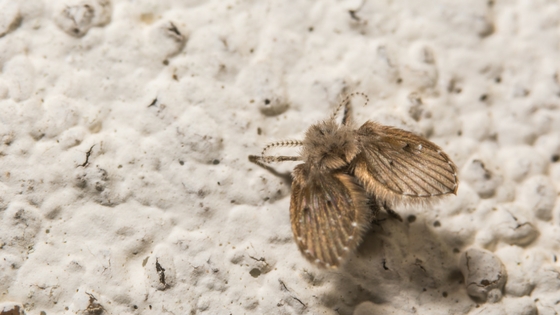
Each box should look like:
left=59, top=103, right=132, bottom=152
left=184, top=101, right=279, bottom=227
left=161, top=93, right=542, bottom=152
left=249, top=155, right=293, bottom=188
left=249, top=92, right=459, bottom=269
left=323, top=216, right=470, bottom=314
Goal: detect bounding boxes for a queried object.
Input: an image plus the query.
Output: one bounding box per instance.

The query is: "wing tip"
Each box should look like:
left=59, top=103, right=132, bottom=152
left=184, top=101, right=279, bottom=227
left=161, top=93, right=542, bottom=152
left=452, top=182, right=459, bottom=195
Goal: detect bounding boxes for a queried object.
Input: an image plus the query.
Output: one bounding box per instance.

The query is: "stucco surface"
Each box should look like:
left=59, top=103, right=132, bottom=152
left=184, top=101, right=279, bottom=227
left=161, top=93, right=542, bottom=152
left=1, top=1, right=560, bottom=314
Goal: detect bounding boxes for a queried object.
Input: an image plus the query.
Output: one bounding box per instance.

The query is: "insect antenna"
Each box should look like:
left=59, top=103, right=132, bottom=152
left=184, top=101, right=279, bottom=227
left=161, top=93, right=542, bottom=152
left=260, top=139, right=303, bottom=157
left=330, top=92, right=370, bottom=126
left=248, top=139, right=303, bottom=165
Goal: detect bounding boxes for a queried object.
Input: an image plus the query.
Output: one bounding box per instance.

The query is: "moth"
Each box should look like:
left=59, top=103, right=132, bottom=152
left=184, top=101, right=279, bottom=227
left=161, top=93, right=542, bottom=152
left=249, top=92, right=458, bottom=269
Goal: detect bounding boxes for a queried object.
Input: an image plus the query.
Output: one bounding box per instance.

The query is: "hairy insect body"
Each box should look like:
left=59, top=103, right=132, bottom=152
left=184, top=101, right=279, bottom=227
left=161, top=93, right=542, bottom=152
left=302, top=120, right=358, bottom=170
left=249, top=93, right=458, bottom=269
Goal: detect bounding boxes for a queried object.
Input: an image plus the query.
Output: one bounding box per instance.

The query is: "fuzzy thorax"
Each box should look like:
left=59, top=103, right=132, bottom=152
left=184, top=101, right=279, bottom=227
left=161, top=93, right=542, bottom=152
left=301, top=120, right=359, bottom=170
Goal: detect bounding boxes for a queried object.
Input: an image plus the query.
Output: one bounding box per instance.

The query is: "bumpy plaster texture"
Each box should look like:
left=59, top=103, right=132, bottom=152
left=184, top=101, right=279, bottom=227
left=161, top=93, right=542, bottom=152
left=1, top=0, right=560, bottom=314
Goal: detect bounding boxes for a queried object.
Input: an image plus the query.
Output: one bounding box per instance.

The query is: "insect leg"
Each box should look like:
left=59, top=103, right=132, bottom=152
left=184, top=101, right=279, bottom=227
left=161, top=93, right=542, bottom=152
left=367, top=197, right=382, bottom=220
left=270, top=155, right=301, bottom=162
left=249, top=155, right=301, bottom=166
left=382, top=202, right=403, bottom=222
left=367, top=196, right=403, bottom=223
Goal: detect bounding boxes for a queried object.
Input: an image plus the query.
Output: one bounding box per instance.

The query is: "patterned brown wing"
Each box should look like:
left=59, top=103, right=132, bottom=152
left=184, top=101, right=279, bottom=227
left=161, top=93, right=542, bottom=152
left=290, top=164, right=370, bottom=268
left=353, top=121, right=458, bottom=205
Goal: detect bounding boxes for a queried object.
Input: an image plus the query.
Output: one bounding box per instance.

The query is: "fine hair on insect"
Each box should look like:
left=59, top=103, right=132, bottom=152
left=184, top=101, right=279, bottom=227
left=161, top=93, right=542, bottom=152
left=249, top=92, right=459, bottom=269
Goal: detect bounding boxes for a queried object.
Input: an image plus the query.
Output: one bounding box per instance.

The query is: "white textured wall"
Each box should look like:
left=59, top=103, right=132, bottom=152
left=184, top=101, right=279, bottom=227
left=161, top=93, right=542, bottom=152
left=1, top=1, right=559, bottom=314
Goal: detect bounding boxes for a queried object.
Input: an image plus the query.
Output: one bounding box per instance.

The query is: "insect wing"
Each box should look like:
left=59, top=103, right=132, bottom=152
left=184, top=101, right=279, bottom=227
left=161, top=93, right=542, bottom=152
left=353, top=121, right=458, bottom=204
left=290, top=164, right=370, bottom=268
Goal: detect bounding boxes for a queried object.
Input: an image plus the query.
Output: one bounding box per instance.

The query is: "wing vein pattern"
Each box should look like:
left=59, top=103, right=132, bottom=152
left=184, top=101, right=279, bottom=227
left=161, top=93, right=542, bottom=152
left=353, top=121, right=458, bottom=203
left=290, top=164, right=370, bottom=268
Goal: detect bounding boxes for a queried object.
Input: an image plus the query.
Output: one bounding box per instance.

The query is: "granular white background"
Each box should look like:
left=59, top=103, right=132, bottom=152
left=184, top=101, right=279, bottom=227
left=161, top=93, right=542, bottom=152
left=1, top=0, right=559, bottom=314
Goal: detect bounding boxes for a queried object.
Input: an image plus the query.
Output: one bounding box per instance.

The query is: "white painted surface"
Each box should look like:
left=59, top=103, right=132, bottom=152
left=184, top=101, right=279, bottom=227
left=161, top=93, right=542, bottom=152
left=1, top=0, right=559, bottom=314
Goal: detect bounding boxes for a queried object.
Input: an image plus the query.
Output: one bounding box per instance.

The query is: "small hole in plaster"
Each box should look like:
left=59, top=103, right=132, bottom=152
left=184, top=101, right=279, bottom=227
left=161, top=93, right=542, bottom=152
left=250, top=268, right=261, bottom=278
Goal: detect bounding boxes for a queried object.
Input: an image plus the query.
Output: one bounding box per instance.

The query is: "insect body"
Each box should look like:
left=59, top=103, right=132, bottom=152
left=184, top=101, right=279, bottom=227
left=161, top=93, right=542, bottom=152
left=249, top=93, right=458, bottom=268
